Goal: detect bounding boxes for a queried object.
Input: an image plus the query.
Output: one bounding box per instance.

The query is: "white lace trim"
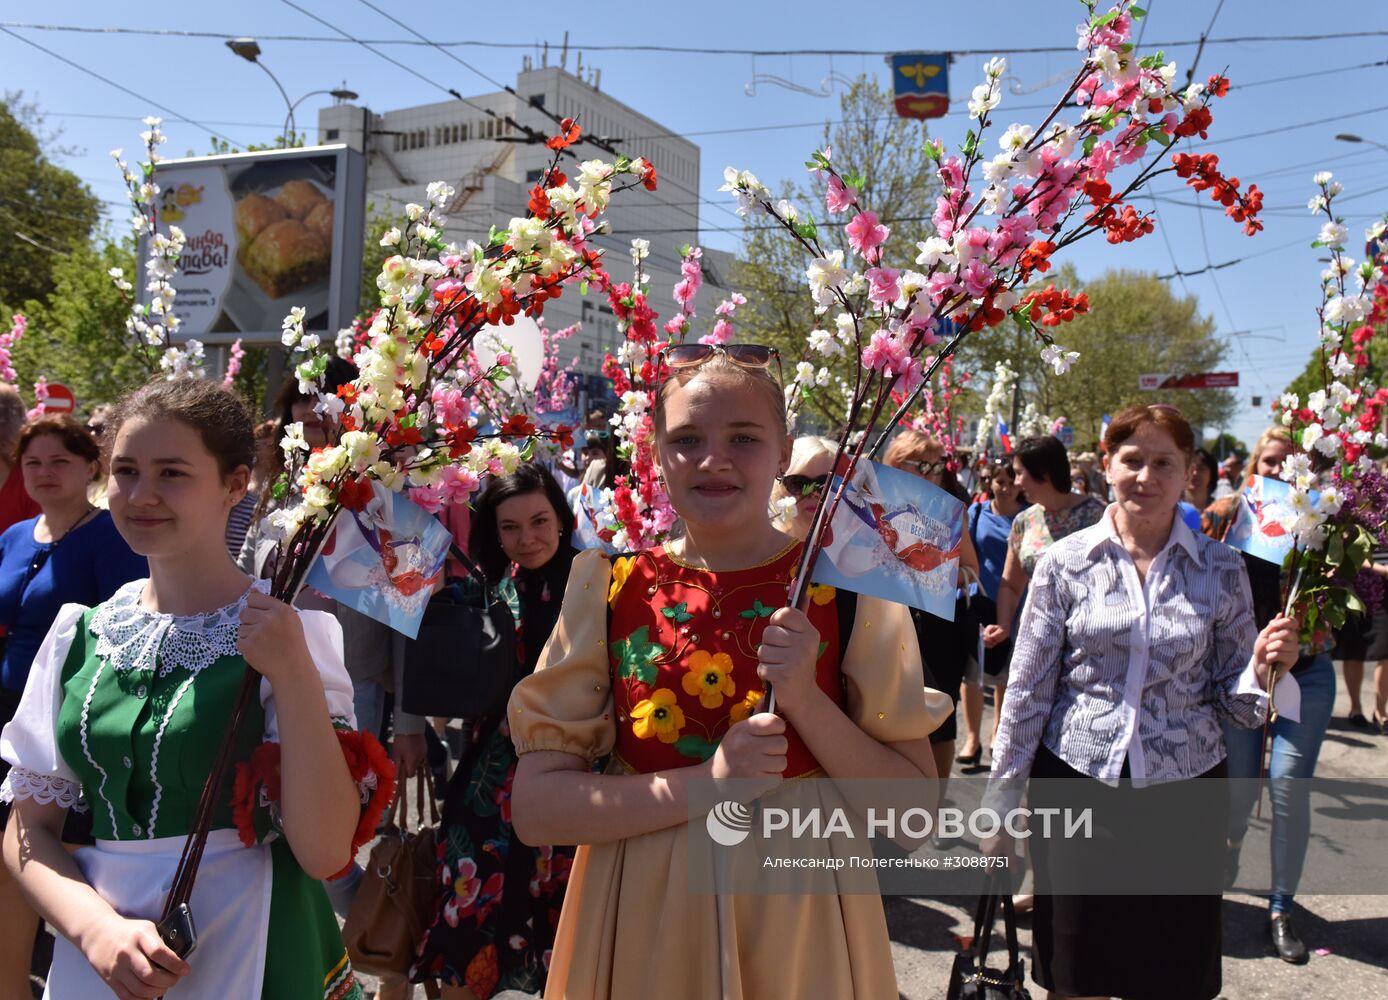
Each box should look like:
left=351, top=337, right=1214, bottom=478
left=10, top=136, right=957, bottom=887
left=0, top=768, right=87, bottom=810
left=79, top=660, right=118, bottom=834
left=90, top=579, right=263, bottom=678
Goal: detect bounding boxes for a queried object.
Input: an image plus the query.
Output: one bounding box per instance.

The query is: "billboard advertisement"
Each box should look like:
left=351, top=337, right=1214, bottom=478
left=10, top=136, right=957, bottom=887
left=147, top=145, right=366, bottom=345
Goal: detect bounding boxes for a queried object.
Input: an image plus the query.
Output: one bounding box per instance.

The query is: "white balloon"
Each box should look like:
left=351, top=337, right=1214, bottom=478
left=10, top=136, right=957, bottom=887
left=474, top=315, right=545, bottom=391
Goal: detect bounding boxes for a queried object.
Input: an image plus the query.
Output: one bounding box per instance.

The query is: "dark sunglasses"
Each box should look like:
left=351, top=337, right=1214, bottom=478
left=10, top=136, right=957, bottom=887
left=779, top=473, right=829, bottom=497
left=904, top=459, right=946, bottom=477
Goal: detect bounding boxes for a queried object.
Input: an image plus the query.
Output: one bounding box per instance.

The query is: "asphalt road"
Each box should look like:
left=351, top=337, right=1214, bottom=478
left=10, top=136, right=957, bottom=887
left=886, top=674, right=1388, bottom=1000
left=359, top=671, right=1388, bottom=999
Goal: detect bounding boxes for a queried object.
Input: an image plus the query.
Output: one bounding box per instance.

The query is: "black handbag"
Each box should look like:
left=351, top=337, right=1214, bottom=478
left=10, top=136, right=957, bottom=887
left=946, top=879, right=1032, bottom=1000
left=400, top=545, right=519, bottom=720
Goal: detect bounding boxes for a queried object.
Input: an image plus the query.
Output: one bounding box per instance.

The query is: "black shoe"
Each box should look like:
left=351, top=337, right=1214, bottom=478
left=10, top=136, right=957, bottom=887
left=956, top=746, right=982, bottom=766
left=1349, top=712, right=1373, bottom=730
left=1270, top=913, right=1309, bottom=964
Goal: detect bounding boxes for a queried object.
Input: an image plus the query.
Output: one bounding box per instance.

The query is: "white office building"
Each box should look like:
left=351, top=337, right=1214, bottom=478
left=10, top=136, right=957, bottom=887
left=318, top=56, right=730, bottom=399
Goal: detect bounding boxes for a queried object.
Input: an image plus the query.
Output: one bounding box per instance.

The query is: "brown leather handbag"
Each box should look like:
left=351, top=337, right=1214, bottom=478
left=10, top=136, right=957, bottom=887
left=342, top=769, right=442, bottom=996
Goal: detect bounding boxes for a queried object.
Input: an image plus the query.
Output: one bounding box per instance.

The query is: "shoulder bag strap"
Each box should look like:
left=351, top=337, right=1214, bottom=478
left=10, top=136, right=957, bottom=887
left=971, top=889, right=1000, bottom=967
left=448, top=542, right=490, bottom=591
left=999, top=885, right=1025, bottom=981
left=161, top=666, right=260, bottom=920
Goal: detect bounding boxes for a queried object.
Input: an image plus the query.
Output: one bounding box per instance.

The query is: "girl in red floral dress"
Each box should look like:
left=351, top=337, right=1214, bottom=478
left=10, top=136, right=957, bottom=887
left=508, top=347, right=948, bottom=1000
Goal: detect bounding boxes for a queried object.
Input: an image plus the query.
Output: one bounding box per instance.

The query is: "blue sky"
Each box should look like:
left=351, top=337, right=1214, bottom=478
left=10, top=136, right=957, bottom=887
left=4, top=0, right=1388, bottom=447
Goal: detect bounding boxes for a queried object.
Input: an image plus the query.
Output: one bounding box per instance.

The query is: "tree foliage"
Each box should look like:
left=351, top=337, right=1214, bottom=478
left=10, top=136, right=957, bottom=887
left=729, top=77, right=941, bottom=429
left=359, top=202, right=397, bottom=317
left=7, top=240, right=149, bottom=410
left=957, top=266, right=1237, bottom=448
left=0, top=96, right=102, bottom=311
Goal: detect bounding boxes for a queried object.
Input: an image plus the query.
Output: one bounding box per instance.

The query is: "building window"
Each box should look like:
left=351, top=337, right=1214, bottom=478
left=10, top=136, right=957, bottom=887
left=461, top=123, right=469, bottom=141
left=529, top=93, right=545, bottom=108
left=486, top=119, right=495, bottom=139
left=525, top=169, right=543, bottom=184
left=326, top=128, right=340, bottom=140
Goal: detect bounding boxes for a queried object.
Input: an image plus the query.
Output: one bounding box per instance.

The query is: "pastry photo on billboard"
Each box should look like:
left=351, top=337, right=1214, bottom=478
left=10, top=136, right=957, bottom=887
left=149, top=145, right=364, bottom=344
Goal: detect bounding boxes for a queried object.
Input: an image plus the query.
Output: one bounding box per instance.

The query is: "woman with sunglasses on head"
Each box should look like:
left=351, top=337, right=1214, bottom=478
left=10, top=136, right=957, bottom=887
left=957, top=460, right=1026, bottom=766
left=508, top=343, right=948, bottom=999
left=0, top=416, right=147, bottom=999
left=1201, top=426, right=1340, bottom=963
left=1, top=377, right=378, bottom=999
left=882, top=430, right=980, bottom=811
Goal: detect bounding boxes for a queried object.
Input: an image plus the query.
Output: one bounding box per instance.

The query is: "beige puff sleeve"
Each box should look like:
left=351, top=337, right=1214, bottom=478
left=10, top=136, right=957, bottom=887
left=508, top=549, right=617, bottom=763
left=841, top=594, right=953, bottom=743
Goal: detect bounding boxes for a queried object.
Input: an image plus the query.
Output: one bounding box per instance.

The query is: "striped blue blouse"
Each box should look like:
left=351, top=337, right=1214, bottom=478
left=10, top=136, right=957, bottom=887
left=991, top=505, right=1268, bottom=787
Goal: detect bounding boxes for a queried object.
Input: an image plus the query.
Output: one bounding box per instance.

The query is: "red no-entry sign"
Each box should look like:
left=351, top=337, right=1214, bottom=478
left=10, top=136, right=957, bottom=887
left=42, top=382, right=76, bottom=414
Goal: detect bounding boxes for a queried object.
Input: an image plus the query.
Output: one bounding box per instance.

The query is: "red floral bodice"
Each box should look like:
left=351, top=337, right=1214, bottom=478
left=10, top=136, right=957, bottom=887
left=606, top=542, right=845, bottom=778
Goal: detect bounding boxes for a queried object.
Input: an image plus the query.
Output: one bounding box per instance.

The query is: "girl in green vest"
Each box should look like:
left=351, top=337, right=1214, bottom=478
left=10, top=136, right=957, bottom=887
left=1, top=377, right=389, bottom=1000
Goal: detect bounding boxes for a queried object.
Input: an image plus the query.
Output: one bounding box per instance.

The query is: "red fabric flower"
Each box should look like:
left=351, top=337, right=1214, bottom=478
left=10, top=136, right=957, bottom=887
left=231, top=730, right=396, bottom=880
left=545, top=118, right=582, bottom=151
left=385, top=422, right=423, bottom=447
left=447, top=424, right=479, bottom=458
left=499, top=414, right=537, bottom=437
left=336, top=477, right=374, bottom=512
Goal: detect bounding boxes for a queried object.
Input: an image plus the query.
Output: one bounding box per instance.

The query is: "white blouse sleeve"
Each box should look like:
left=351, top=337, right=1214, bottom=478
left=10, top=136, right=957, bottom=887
left=259, top=608, right=357, bottom=742
left=0, top=604, right=89, bottom=810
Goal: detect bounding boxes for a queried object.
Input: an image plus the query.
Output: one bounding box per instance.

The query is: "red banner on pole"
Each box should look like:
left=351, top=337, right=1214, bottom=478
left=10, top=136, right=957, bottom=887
left=1138, top=372, right=1239, bottom=390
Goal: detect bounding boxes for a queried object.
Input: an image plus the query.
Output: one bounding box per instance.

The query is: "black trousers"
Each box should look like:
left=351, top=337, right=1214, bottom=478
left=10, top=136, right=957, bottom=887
left=1028, top=745, right=1228, bottom=1000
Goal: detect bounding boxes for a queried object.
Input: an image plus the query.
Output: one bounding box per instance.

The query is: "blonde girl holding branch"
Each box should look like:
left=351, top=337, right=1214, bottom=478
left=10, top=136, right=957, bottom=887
left=508, top=345, right=947, bottom=1000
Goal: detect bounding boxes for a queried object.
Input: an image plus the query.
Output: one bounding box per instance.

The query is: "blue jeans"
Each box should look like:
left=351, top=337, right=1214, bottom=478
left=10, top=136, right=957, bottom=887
left=352, top=680, right=385, bottom=742
left=1223, top=653, right=1336, bottom=914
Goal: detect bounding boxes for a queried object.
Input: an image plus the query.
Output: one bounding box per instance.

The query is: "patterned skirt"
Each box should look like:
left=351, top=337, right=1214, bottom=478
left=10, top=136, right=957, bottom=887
left=410, top=717, right=574, bottom=997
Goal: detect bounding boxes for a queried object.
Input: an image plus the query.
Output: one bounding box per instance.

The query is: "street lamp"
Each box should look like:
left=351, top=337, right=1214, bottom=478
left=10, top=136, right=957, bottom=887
left=1334, top=133, right=1388, bottom=157
left=225, top=37, right=358, bottom=146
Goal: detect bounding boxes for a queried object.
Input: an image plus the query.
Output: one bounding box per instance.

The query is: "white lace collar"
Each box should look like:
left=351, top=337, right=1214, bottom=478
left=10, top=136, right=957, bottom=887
left=90, top=578, right=269, bottom=678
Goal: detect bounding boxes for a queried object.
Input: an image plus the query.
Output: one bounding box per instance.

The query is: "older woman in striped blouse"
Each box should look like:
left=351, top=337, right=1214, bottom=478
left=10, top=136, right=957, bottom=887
left=985, top=404, right=1299, bottom=1000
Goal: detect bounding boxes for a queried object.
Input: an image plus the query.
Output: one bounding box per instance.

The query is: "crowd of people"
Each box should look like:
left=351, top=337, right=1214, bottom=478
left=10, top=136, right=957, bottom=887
left=0, top=354, right=1376, bottom=1000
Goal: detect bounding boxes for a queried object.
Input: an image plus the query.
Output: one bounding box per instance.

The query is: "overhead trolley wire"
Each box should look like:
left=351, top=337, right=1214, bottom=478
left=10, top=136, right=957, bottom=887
left=5, top=22, right=1388, bottom=56
left=0, top=27, right=246, bottom=147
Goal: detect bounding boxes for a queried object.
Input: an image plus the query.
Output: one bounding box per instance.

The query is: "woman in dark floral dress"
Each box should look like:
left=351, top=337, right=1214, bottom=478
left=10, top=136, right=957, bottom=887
left=412, top=464, right=577, bottom=998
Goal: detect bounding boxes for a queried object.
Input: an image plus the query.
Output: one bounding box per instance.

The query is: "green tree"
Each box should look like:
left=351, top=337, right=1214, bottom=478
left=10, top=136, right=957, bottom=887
left=195, top=132, right=308, bottom=157
left=730, top=77, right=941, bottom=429
left=0, top=96, right=102, bottom=311
left=1283, top=318, right=1388, bottom=403
left=7, top=239, right=150, bottom=410
left=958, top=266, right=1237, bottom=448
left=1204, top=431, right=1247, bottom=460
left=359, top=202, right=396, bottom=316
